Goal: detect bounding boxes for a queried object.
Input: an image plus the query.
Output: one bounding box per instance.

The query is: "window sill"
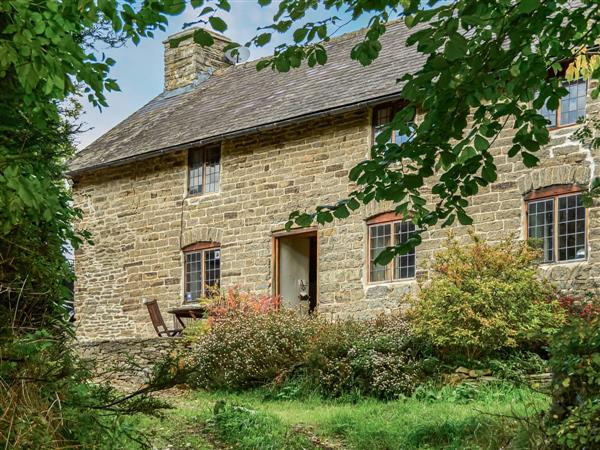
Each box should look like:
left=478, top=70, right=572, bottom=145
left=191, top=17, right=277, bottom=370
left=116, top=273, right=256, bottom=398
left=366, top=277, right=417, bottom=287
left=547, top=123, right=581, bottom=133
left=538, top=258, right=588, bottom=268
left=185, top=191, right=221, bottom=203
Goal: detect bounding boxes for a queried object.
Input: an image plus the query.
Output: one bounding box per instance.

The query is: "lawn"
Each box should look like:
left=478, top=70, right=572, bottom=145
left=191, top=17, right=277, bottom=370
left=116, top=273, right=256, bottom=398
left=130, top=382, right=549, bottom=450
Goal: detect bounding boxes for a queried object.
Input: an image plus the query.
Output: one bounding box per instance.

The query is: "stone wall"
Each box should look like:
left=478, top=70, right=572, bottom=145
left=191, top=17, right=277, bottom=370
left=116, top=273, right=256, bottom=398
left=76, top=337, right=180, bottom=386
left=73, top=93, right=600, bottom=341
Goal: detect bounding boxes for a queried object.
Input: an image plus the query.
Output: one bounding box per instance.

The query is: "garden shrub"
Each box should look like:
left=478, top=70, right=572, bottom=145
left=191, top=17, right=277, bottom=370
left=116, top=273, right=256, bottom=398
left=545, top=316, right=600, bottom=449
left=184, top=289, right=430, bottom=398
left=558, top=292, right=600, bottom=321
left=303, top=314, right=433, bottom=399
left=185, top=289, right=316, bottom=390
left=186, top=309, right=316, bottom=390
left=410, top=234, right=565, bottom=361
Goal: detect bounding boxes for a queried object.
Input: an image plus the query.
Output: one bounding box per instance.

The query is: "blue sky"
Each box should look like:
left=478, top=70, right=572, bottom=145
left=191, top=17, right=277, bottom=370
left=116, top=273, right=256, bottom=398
left=77, top=2, right=376, bottom=150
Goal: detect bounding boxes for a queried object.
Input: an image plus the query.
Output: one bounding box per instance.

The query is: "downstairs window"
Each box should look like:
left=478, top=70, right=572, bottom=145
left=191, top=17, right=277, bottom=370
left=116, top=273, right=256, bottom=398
left=526, top=187, right=586, bottom=263
left=183, top=242, right=221, bottom=301
left=368, top=213, right=416, bottom=282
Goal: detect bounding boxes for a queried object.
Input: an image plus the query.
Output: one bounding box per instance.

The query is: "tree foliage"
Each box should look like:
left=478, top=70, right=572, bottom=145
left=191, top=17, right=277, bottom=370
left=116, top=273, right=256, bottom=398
left=1, top=1, right=217, bottom=447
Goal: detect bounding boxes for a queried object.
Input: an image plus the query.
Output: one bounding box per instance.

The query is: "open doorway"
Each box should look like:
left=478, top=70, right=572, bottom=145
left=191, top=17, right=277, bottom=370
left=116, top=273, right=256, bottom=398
left=273, top=230, right=318, bottom=314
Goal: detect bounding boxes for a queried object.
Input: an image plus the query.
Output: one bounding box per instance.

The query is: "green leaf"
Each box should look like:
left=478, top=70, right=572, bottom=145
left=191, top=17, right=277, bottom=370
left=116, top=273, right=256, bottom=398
left=403, top=174, right=423, bottom=189
left=347, top=198, right=360, bottom=211
left=375, top=128, right=393, bottom=144
left=508, top=144, right=521, bottom=157
left=481, top=164, right=497, bottom=183
left=444, top=34, right=468, bottom=61
left=333, top=205, right=350, bottom=219
left=442, top=214, right=455, bottom=227
left=474, top=135, right=488, bottom=151
left=459, top=146, right=477, bottom=163
left=295, top=213, right=313, bottom=228
left=522, top=152, right=539, bottom=168
left=193, top=29, right=215, bottom=47
left=457, top=209, right=473, bottom=225
left=218, top=0, right=231, bottom=12
left=518, top=0, right=541, bottom=14
left=374, top=248, right=395, bottom=266
left=162, top=0, right=186, bottom=15
left=275, top=56, right=290, bottom=72
left=209, top=17, right=227, bottom=33
left=315, top=48, right=327, bottom=65
left=255, top=33, right=271, bottom=47
left=293, top=28, right=308, bottom=43
left=316, top=210, right=334, bottom=224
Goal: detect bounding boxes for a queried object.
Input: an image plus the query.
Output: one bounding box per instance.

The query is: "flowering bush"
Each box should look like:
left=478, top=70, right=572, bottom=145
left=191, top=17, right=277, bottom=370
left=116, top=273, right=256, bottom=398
left=410, top=234, right=565, bottom=361
left=185, top=308, right=315, bottom=390
left=183, top=289, right=429, bottom=398
left=201, top=286, right=281, bottom=320
left=303, top=314, right=432, bottom=399
left=183, top=289, right=314, bottom=390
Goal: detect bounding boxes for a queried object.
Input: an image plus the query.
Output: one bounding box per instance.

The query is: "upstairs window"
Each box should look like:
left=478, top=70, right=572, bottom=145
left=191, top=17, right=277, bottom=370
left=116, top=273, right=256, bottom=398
left=373, top=104, right=415, bottom=145
left=539, top=79, right=587, bottom=128
left=526, top=187, right=586, bottom=263
left=189, top=146, right=220, bottom=195
left=183, top=242, right=221, bottom=302
left=368, top=213, right=416, bottom=283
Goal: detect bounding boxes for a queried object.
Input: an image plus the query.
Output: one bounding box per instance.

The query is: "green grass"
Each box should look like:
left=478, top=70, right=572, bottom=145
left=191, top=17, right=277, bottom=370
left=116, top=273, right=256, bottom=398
left=128, top=383, right=549, bottom=449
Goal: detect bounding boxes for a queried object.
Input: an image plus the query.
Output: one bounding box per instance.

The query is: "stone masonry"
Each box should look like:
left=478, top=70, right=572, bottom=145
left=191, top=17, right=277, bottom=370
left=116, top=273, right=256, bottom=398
left=164, top=28, right=232, bottom=91
left=73, top=96, right=600, bottom=340
left=77, top=337, right=180, bottom=386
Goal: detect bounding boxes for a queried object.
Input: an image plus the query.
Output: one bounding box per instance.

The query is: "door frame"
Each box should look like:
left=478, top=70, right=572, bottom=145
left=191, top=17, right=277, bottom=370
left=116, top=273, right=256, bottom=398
left=272, top=227, right=319, bottom=309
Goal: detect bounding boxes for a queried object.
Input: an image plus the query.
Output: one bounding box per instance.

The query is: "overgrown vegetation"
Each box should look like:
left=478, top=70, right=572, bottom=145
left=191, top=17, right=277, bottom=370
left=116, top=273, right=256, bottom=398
left=175, top=236, right=600, bottom=448
left=0, top=1, right=188, bottom=446
left=3, top=0, right=600, bottom=447
left=545, top=314, right=600, bottom=449
left=183, top=236, right=563, bottom=400
left=184, top=288, right=432, bottom=399
left=410, top=234, right=565, bottom=361
left=127, top=384, right=550, bottom=450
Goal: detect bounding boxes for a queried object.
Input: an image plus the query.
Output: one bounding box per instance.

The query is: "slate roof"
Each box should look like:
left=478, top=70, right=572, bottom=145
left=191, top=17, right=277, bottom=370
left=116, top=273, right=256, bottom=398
left=70, top=20, right=425, bottom=175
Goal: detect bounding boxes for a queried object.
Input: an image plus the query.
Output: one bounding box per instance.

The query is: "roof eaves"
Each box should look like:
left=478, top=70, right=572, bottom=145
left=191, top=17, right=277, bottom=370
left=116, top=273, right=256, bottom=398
left=68, top=91, right=404, bottom=178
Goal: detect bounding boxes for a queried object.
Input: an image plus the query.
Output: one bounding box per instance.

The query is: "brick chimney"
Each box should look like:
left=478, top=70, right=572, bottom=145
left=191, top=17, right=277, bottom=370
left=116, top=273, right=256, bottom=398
left=163, top=28, right=232, bottom=91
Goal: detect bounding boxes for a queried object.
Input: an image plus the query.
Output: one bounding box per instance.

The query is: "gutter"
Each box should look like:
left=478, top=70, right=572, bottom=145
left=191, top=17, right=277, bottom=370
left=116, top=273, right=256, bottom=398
left=67, top=91, right=403, bottom=178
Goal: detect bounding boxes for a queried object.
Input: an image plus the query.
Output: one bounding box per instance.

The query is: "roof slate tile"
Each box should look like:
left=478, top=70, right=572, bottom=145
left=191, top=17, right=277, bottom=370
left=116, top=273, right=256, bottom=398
left=70, top=20, right=424, bottom=174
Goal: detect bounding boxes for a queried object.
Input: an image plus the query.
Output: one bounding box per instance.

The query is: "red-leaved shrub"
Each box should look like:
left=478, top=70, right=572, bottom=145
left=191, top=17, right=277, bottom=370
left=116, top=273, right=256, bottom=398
left=201, top=286, right=281, bottom=321
left=557, top=293, right=600, bottom=321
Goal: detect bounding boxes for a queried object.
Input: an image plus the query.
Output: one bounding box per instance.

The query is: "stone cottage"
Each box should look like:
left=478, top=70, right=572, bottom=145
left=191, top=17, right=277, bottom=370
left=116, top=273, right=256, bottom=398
left=70, top=21, right=600, bottom=341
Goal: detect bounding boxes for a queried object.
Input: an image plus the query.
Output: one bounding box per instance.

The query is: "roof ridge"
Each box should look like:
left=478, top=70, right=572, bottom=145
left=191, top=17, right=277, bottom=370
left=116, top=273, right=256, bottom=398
left=228, top=16, right=407, bottom=71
